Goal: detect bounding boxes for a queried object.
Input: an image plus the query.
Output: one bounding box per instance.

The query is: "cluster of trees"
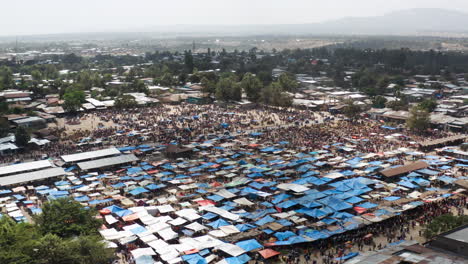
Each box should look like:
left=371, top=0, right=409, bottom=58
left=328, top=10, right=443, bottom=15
left=63, top=89, right=86, bottom=113
left=206, top=72, right=296, bottom=107
left=0, top=198, right=113, bottom=264
left=405, top=99, right=438, bottom=133
left=423, top=213, right=468, bottom=239
left=114, top=94, right=138, bottom=108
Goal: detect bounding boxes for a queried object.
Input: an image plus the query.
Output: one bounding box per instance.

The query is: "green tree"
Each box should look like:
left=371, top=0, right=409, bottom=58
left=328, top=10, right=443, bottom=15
left=32, top=234, right=78, bottom=264
left=260, top=82, right=293, bottom=107
left=31, top=70, right=43, bottom=82
left=423, top=214, right=468, bottom=239
left=68, top=235, right=113, bottom=264
left=406, top=106, right=430, bottom=133
left=32, top=234, right=112, bottom=264
left=278, top=73, right=299, bottom=92
left=63, top=89, right=86, bottom=113
left=14, top=126, right=30, bottom=147
left=0, top=217, right=38, bottom=264
left=201, top=77, right=216, bottom=95
left=0, top=204, right=112, bottom=264
left=132, top=80, right=147, bottom=93
left=418, top=99, right=437, bottom=112
left=184, top=50, right=194, bottom=73
left=241, top=73, right=262, bottom=102
left=372, top=96, right=388, bottom=109
left=0, top=66, right=13, bottom=90
left=158, top=73, right=174, bottom=87
left=0, top=118, right=9, bottom=137
left=216, top=77, right=241, bottom=102
left=34, top=198, right=102, bottom=238
left=0, top=100, right=8, bottom=113
left=343, top=100, right=363, bottom=121
left=386, top=99, right=409, bottom=111
left=114, top=94, right=138, bottom=109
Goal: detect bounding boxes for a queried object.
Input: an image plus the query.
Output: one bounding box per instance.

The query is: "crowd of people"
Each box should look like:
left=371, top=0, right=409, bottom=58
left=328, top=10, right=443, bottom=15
left=0, top=103, right=455, bottom=166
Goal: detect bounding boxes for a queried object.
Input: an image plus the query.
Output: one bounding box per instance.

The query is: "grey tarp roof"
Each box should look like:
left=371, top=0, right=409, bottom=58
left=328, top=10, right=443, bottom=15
left=61, top=147, right=121, bottom=163
left=0, top=167, right=66, bottom=186
left=0, top=160, right=52, bottom=176
left=77, top=154, right=138, bottom=171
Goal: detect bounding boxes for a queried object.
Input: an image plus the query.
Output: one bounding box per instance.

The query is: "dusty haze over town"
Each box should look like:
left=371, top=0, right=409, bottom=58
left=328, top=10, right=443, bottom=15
left=3, top=0, right=468, bottom=36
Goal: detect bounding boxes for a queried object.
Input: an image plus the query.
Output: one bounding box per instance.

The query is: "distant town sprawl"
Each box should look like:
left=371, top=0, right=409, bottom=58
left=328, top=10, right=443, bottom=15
left=0, top=46, right=467, bottom=153
left=0, top=45, right=467, bottom=264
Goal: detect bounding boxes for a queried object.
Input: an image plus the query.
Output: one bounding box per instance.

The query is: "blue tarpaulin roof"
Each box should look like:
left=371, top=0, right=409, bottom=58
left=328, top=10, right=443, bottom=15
left=235, top=239, right=263, bottom=251
left=224, top=254, right=251, bottom=264
left=357, top=202, right=378, bottom=209
left=235, top=224, right=256, bottom=232
left=275, top=231, right=296, bottom=240
left=255, top=215, right=275, bottom=226
left=272, top=193, right=291, bottom=204
left=383, top=196, right=401, bottom=201
left=182, top=254, right=207, bottom=264
left=129, top=187, right=148, bottom=196
left=207, top=218, right=230, bottom=228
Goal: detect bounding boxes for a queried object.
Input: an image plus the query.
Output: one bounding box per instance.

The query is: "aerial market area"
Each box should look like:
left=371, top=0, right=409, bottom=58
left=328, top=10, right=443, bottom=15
left=0, top=44, right=468, bottom=264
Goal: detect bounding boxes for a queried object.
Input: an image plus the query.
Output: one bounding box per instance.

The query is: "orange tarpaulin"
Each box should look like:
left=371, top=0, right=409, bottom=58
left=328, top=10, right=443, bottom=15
left=259, top=249, right=280, bottom=259
left=122, top=213, right=139, bottom=222
left=99, top=209, right=111, bottom=215
left=184, top=249, right=199, bottom=255
left=147, top=170, right=159, bottom=174
left=249, top=144, right=259, bottom=148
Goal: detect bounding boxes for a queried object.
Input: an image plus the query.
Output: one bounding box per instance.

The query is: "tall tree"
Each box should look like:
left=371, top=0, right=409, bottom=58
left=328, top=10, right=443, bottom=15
left=343, top=99, right=363, bottom=121
left=184, top=50, right=194, bottom=73
left=418, top=99, right=438, bottom=113
left=406, top=106, right=430, bottom=133
left=14, top=126, right=30, bottom=147
left=215, top=77, right=241, bottom=102
left=241, top=73, right=262, bottom=102
left=261, top=82, right=292, bottom=107
left=34, top=198, right=102, bottom=238
left=278, top=73, right=299, bottom=92
left=63, top=89, right=86, bottom=113
left=372, top=96, right=388, bottom=109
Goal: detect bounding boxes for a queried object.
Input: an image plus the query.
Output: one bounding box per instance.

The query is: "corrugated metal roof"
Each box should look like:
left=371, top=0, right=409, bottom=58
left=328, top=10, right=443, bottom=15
left=61, top=147, right=121, bottom=163
left=380, top=161, right=429, bottom=177
left=78, top=154, right=138, bottom=171
left=0, top=167, right=66, bottom=186
left=0, top=160, right=52, bottom=176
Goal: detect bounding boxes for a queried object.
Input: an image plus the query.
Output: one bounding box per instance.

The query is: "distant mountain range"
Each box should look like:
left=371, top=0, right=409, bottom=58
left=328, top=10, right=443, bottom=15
left=135, top=8, right=468, bottom=36
left=3, top=8, right=468, bottom=40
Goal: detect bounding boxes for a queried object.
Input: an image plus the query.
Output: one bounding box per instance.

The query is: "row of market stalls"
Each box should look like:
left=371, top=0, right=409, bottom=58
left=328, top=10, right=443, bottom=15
left=0, top=131, right=467, bottom=264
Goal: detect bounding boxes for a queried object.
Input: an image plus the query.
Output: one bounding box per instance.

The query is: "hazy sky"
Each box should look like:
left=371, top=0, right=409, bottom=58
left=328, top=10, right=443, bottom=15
left=3, top=0, right=468, bottom=36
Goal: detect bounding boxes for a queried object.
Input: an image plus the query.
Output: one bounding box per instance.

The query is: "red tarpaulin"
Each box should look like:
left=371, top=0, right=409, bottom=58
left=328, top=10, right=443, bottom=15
left=211, top=182, right=222, bottom=187
left=196, top=200, right=216, bottom=206
left=353, top=206, right=367, bottom=214
left=259, top=249, right=280, bottom=259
